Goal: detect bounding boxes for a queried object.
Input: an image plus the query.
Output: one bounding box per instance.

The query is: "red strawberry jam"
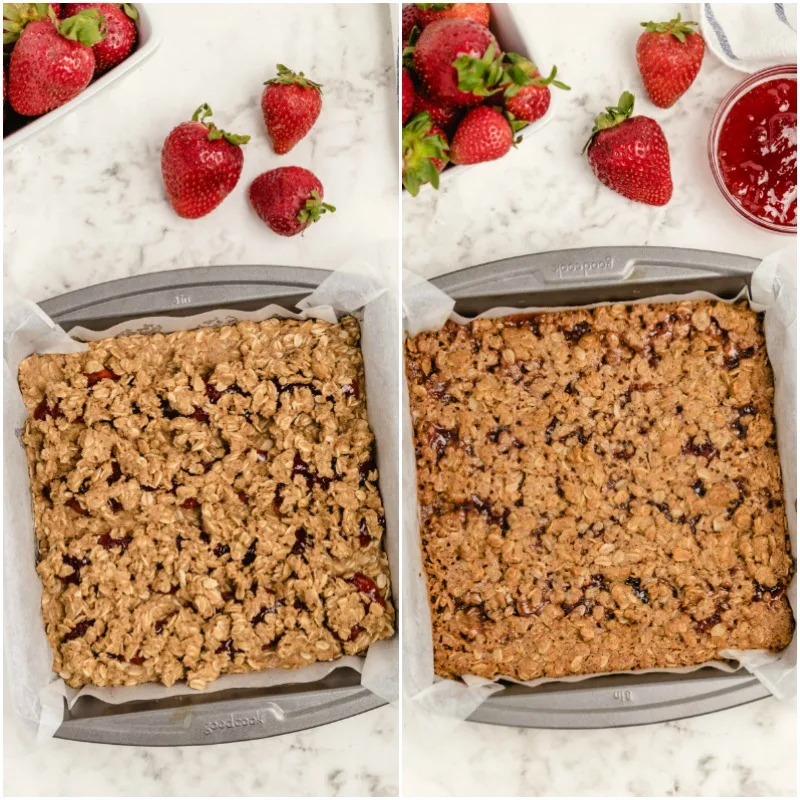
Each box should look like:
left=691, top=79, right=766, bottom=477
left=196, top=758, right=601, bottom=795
left=716, top=73, right=797, bottom=229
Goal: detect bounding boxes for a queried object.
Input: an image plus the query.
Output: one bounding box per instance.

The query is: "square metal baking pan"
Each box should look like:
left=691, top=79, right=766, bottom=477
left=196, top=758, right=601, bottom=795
left=3, top=4, right=160, bottom=150
left=430, top=245, right=790, bottom=728
left=32, top=265, right=390, bottom=746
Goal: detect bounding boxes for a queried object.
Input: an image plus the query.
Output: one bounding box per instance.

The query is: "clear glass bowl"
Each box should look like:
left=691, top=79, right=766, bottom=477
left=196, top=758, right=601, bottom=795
left=708, top=64, right=797, bottom=235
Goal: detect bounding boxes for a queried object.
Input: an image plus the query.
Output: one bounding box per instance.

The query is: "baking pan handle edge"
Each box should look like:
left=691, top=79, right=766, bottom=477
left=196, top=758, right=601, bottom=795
left=56, top=684, right=384, bottom=746
left=434, top=246, right=760, bottom=300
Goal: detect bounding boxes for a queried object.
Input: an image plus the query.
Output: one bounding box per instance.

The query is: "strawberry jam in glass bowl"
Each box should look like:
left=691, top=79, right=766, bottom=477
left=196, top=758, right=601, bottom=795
left=709, top=65, right=797, bottom=234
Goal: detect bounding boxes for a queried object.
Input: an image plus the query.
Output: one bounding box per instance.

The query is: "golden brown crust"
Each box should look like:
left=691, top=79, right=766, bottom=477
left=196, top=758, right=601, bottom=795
left=405, top=301, right=794, bottom=681
left=20, top=316, right=394, bottom=690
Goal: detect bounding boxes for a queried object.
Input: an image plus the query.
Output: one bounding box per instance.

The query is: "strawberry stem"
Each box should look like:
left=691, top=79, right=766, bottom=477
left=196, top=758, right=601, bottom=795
left=640, top=13, right=699, bottom=43
left=191, top=103, right=214, bottom=124
left=265, top=64, right=322, bottom=93
left=582, top=91, right=635, bottom=154
left=402, top=25, right=421, bottom=68
left=296, top=190, right=335, bottom=226
left=531, top=65, right=570, bottom=91
left=191, top=104, right=251, bottom=146
left=505, top=110, right=528, bottom=136
left=58, top=8, right=107, bottom=46
left=416, top=3, right=454, bottom=9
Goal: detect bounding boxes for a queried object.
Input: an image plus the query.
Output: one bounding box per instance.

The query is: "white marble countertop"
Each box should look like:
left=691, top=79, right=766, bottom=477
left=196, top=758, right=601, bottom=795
left=3, top=3, right=398, bottom=797
left=402, top=3, right=796, bottom=797
left=5, top=689, right=398, bottom=797
left=403, top=3, right=793, bottom=277
left=4, top=3, right=398, bottom=303
left=403, top=697, right=796, bottom=796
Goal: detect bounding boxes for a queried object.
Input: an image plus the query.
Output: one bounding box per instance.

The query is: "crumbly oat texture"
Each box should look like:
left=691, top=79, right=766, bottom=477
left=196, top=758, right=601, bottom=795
left=19, top=316, right=394, bottom=690
left=406, top=300, right=794, bottom=681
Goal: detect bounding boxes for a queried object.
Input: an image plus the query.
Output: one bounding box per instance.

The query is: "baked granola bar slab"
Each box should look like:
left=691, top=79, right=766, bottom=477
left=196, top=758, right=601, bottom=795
left=19, top=315, right=394, bottom=690
left=406, top=300, right=793, bottom=682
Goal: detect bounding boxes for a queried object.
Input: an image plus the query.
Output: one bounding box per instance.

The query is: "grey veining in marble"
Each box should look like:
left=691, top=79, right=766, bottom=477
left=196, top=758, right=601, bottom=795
left=4, top=3, right=399, bottom=303
left=403, top=697, right=796, bottom=797
left=403, top=3, right=792, bottom=280
left=5, top=684, right=398, bottom=797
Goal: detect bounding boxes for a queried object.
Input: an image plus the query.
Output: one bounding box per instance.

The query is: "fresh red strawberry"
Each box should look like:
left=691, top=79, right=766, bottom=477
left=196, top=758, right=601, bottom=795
left=249, top=167, right=335, bottom=237
left=402, top=67, right=415, bottom=124
left=413, top=18, right=504, bottom=107
left=416, top=3, right=490, bottom=29
left=506, top=82, right=551, bottom=125
left=403, top=111, right=449, bottom=195
left=161, top=104, right=250, bottom=219
left=584, top=91, right=672, bottom=206
left=50, top=2, right=62, bottom=16
left=501, top=55, right=569, bottom=125
left=64, top=3, right=138, bottom=74
left=636, top=14, right=704, bottom=108
left=261, top=64, right=322, bottom=155
left=5, top=7, right=105, bottom=116
left=450, top=105, right=513, bottom=165
left=402, top=3, right=419, bottom=39
left=411, top=84, right=462, bottom=133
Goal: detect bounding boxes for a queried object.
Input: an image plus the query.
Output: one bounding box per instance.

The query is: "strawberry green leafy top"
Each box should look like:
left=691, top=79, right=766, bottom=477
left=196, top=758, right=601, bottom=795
left=297, top=189, right=335, bottom=225
left=640, top=13, right=699, bottom=43
left=583, top=90, right=635, bottom=153
left=191, top=103, right=251, bottom=146
left=402, top=111, right=449, bottom=196
left=265, top=64, right=323, bottom=93
left=3, top=3, right=106, bottom=45
left=453, top=41, right=505, bottom=97
left=502, top=54, right=570, bottom=98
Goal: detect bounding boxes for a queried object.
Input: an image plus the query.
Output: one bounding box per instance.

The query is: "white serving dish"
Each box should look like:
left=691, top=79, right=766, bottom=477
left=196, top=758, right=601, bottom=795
left=3, top=4, right=160, bottom=150
left=405, top=2, right=558, bottom=190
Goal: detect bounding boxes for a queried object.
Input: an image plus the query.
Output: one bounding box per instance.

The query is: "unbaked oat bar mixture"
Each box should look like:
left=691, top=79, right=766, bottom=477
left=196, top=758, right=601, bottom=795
left=405, top=300, right=794, bottom=681
left=19, top=315, right=394, bottom=690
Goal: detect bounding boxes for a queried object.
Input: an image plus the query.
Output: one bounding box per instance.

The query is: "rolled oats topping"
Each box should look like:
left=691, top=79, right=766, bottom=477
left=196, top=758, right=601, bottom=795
left=405, top=300, right=794, bottom=682
left=19, top=315, right=394, bottom=690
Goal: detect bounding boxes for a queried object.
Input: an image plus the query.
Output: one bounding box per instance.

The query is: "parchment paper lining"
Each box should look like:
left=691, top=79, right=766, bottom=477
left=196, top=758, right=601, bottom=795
left=4, top=261, right=399, bottom=738
left=402, top=250, right=796, bottom=720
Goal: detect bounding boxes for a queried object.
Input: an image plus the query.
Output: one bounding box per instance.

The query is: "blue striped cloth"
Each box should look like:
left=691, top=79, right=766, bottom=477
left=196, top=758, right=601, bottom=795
left=701, top=3, right=797, bottom=72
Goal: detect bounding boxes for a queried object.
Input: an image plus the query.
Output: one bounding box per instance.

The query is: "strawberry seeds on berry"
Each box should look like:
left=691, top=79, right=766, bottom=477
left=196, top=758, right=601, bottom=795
left=584, top=91, right=673, bottom=206
left=636, top=13, right=705, bottom=109
left=249, top=166, right=335, bottom=237
left=413, top=18, right=505, bottom=107
left=63, top=3, right=138, bottom=75
left=5, top=5, right=106, bottom=116
left=161, top=103, right=250, bottom=219
left=261, top=64, right=323, bottom=154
